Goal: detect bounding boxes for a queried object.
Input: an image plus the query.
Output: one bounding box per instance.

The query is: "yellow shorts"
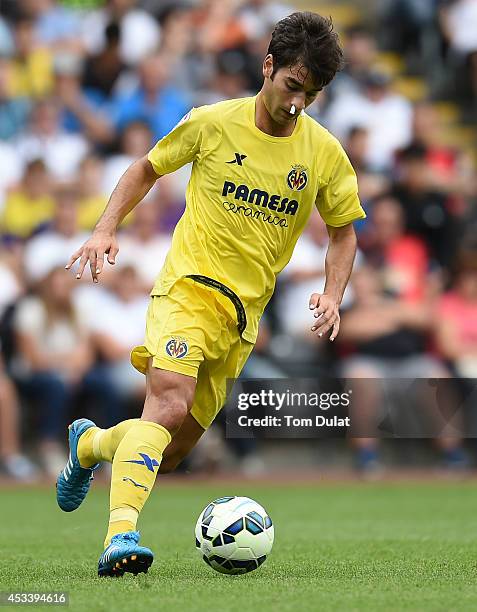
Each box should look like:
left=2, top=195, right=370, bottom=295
left=131, top=278, right=254, bottom=430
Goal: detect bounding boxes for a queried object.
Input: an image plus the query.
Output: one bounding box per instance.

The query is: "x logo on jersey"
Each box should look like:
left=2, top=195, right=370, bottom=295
left=123, top=452, right=160, bottom=472
left=226, top=152, right=247, bottom=166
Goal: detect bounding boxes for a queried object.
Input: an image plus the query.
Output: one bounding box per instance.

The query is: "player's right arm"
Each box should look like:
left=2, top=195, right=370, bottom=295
left=66, top=156, right=160, bottom=282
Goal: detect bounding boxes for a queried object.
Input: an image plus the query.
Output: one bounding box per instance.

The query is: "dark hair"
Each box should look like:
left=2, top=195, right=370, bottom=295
left=267, top=12, right=344, bottom=89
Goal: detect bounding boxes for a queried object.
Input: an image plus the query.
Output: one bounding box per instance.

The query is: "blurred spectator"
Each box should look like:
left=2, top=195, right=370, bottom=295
left=193, top=0, right=248, bottom=55
left=7, top=15, right=53, bottom=99
left=0, top=57, right=31, bottom=140
left=439, top=0, right=477, bottom=105
left=82, top=21, right=127, bottom=100
left=361, top=195, right=430, bottom=302
left=344, top=126, right=391, bottom=204
left=119, top=200, right=171, bottom=290
left=111, top=52, right=190, bottom=141
left=11, top=267, right=92, bottom=476
left=435, top=249, right=477, bottom=377
left=76, top=155, right=108, bottom=231
left=14, top=98, right=89, bottom=181
left=238, top=0, right=294, bottom=43
left=81, top=0, right=160, bottom=67
left=325, top=71, right=413, bottom=170
left=54, top=52, right=114, bottom=145
left=392, top=143, right=459, bottom=268
left=85, top=264, right=148, bottom=401
left=339, top=266, right=463, bottom=473
left=412, top=101, right=477, bottom=198
left=0, top=350, right=38, bottom=481
left=1, top=159, right=54, bottom=241
left=102, top=120, right=153, bottom=195
left=19, top=0, right=82, bottom=52
left=23, top=184, right=88, bottom=283
left=327, top=25, right=378, bottom=104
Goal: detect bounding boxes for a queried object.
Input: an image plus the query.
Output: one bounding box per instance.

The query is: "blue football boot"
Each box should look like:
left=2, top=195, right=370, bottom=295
left=98, top=532, right=154, bottom=577
left=56, top=418, right=99, bottom=512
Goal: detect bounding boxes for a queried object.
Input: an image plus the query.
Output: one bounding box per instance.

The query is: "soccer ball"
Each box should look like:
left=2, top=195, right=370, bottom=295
left=195, top=496, right=274, bottom=575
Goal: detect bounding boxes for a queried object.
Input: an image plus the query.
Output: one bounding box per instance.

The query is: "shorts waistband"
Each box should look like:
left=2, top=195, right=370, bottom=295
left=185, top=274, right=247, bottom=336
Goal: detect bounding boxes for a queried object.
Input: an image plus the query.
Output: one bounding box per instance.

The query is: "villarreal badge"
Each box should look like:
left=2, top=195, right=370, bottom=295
left=286, top=165, right=308, bottom=191
left=165, top=337, right=189, bottom=359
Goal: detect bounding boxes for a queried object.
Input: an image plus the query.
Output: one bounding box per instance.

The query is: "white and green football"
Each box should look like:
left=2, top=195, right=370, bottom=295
left=195, top=496, right=274, bottom=575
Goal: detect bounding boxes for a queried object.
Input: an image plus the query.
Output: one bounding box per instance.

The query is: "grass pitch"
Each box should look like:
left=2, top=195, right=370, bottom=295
left=1, top=480, right=476, bottom=611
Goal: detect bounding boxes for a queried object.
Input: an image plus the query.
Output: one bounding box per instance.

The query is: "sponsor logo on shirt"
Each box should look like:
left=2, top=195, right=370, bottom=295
left=222, top=181, right=299, bottom=216
left=165, top=337, right=189, bottom=359
left=287, top=165, right=308, bottom=191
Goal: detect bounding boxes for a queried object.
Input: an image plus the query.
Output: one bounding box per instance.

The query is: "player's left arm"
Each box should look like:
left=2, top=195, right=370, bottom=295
left=309, top=222, right=357, bottom=341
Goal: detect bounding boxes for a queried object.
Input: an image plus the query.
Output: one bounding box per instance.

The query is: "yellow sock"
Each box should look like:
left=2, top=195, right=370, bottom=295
left=77, top=419, right=139, bottom=467
left=104, top=420, right=171, bottom=548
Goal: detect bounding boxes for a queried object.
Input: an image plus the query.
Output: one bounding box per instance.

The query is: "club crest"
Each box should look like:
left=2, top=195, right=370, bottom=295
left=165, top=337, right=188, bottom=359
left=287, top=165, right=308, bottom=191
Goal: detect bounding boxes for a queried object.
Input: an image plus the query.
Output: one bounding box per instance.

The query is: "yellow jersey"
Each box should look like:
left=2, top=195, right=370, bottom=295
left=147, top=96, right=365, bottom=343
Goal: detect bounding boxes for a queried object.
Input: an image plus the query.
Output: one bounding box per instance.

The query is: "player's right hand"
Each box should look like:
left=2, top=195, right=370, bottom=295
left=65, top=231, right=119, bottom=283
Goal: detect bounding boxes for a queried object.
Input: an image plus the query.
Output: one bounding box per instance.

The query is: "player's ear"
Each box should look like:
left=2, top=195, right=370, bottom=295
left=263, top=54, right=274, bottom=79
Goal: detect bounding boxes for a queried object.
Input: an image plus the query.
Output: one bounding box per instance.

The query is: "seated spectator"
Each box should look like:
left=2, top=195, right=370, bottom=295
left=81, top=0, right=161, bottom=67
left=111, top=52, right=190, bottom=141
left=53, top=52, right=115, bottom=146
left=82, top=21, right=127, bottom=100
left=435, top=249, right=477, bottom=378
left=102, top=120, right=153, bottom=196
left=324, top=70, right=413, bottom=171
left=14, top=98, right=89, bottom=182
left=339, top=266, right=464, bottom=473
left=412, top=101, right=477, bottom=199
left=344, top=126, right=391, bottom=204
left=119, top=199, right=171, bottom=290
left=85, top=264, right=149, bottom=401
left=23, top=183, right=89, bottom=283
left=1, top=159, right=54, bottom=241
left=0, top=350, right=38, bottom=481
left=7, top=14, right=53, bottom=99
left=12, top=266, right=120, bottom=477
left=0, top=57, right=31, bottom=140
left=76, top=155, right=109, bottom=231
left=21, top=0, right=82, bottom=52
left=361, top=195, right=430, bottom=303
left=392, top=143, right=459, bottom=269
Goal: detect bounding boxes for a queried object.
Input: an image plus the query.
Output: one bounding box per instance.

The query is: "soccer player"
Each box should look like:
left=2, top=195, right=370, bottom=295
left=57, top=12, right=366, bottom=577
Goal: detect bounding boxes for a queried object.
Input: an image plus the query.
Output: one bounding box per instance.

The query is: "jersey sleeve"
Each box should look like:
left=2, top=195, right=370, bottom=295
left=147, top=106, right=217, bottom=176
left=315, top=142, right=366, bottom=227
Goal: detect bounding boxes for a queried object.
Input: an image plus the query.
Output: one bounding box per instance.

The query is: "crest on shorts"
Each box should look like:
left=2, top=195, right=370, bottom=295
left=165, top=337, right=188, bottom=359
left=287, top=165, right=308, bottom=191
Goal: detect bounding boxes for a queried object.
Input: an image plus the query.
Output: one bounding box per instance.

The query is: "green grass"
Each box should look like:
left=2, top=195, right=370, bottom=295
left=1, top=481, right=477, bottom=611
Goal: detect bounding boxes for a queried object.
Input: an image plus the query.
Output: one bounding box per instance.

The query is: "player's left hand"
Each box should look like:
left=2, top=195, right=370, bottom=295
left=309, top=293, right=340, bottom=341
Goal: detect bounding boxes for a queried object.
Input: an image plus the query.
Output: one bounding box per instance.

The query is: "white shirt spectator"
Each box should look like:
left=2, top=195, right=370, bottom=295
left=119, top=233, right=171, bottom=288
left=102, top=153, right=134, bottom=196
left=81, top=8, right=160, bottom=66
left=23, top=230, right=89, bottom=283
left=446, top=0, right=477, bottom=54
left=325, top=91, right=413, bottom=170
left=14, top=131, right=89, bottom=182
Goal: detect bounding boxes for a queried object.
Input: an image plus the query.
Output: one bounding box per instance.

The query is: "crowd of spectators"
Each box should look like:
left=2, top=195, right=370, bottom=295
left=0, top=0, right=476, bottom=480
